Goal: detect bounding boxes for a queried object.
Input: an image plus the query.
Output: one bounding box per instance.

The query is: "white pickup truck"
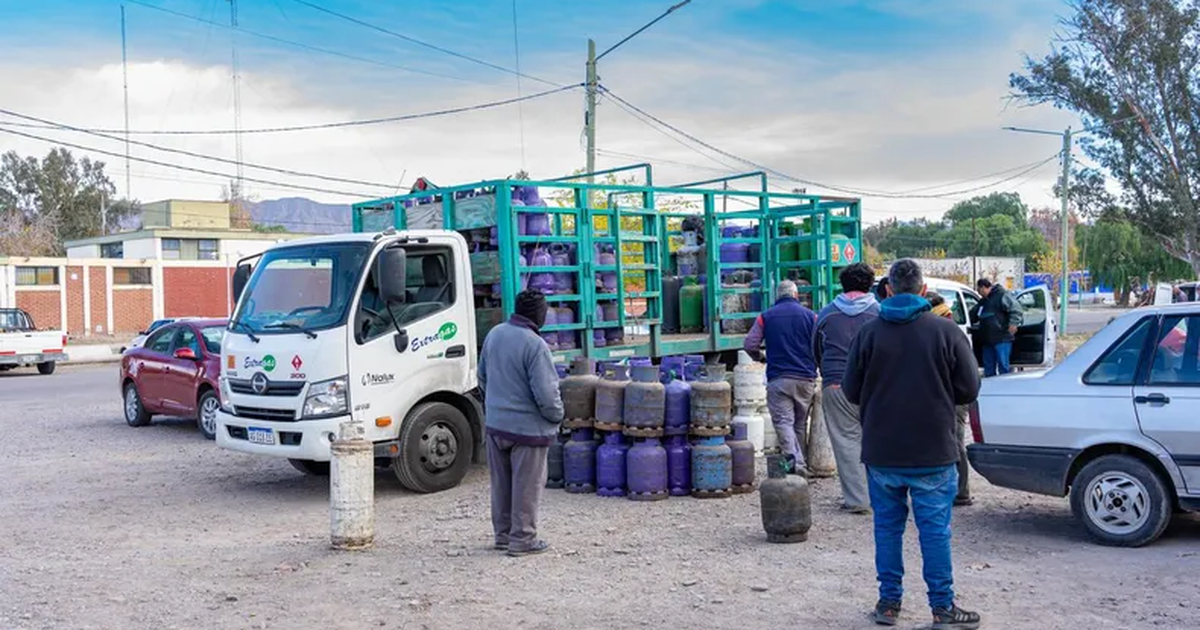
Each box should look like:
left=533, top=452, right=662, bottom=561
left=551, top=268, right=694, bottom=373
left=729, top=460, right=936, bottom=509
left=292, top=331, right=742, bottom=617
left=0, top=308, right=67, bottom=375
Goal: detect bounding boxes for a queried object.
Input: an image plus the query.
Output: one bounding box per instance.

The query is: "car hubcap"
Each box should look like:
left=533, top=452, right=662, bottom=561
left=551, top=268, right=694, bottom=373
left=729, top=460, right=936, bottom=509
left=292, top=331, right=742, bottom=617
left=1085, top=472, right=1150, bottom=535
left=418, top=423, right=458, bottom=472
left=125, top=388, right=138, bottom=421
left=201, top=398, right=219, bottom=435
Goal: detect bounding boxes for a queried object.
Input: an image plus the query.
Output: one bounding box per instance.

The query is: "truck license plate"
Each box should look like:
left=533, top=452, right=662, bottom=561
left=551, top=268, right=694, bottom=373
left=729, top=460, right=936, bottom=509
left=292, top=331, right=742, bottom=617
left=247, top=427, right=275, bottom=445
left=21, top=355, right=35, bottom=364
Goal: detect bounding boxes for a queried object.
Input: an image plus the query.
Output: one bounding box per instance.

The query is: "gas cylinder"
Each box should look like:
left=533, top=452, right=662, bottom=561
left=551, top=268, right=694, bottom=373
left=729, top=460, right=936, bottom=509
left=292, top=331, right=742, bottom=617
left=593, top=330, right=607, bottom=347
left=662, top=276, right=681, bottom=334
left=683, top=355, right=705, bottom=382
left=560, top=356, right=599, bottom=429
left=746, top=225, right=761, bottom=263
left=679, top=279, right=704, bottom=334
left=663, top=372, right=690, bottom=436
left=660, top=356, right=686, bottom=384
left=760, top=454, right=811, bottom=543
left=732, top=406, right=766, bottom=454
left=593, top=364, right=630, bottom=432
left=749, top=279, right=763, bottom=312
left=489, top=226, right=498, bottom=247
left=630, top=357, right=653, bottom=367
left=626, top=437, right=669, bottom=501
left=595, top=432, right=629, bottom=497
left=605, top=327, right=624, bottom=346
left=550, top=243, right=575, bottom=294
left=525, top=208, right=551, bottom=236
left=546, top=430, right=568, bottom=489
left=720, top=225, right=750, bottom=268
left=554, top=363, right=569, bottom=379
left=596, top=245, right=618, bottom=293
left=527, top=247, right=556, bottom=295
left=733, top=354, right=767, bottom=408
left=564, top=428, right=598, bottom=493
left=690, top=435, right=732, bottom=499
left=540, top=308, right=559, bottom=350
left=517, top=211, right=529, bottom=236
left=665, top=435, right=691, bottom=496
left=728, top=422, right=756, bottom=494
left=623, top=365, right=665, bottom=437
left=690, top=365, right=732, bottom=436
left=556, top=306, right=577, bottom=350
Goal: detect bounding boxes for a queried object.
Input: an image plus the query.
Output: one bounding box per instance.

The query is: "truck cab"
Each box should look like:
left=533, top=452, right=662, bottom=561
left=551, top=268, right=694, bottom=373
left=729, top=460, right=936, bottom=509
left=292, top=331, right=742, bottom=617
left=215, top=230, right=484, bottom=493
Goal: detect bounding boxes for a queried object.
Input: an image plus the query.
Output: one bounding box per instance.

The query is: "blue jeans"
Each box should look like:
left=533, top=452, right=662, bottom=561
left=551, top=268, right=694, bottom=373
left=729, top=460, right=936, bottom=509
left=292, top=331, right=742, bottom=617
left=982, top=341, right=1012, bottom=377
left=867, top=465, right=958, bottom=610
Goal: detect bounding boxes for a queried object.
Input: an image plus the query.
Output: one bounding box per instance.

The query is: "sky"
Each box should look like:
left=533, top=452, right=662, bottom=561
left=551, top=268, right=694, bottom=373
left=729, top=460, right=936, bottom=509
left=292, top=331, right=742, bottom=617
left=0, top=0, right=1083, bottom=226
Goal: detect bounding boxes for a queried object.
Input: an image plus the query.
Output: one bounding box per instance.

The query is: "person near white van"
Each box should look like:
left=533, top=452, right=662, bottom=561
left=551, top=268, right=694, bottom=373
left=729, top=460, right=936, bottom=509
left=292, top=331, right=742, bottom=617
left=974, top=278, right=1023, bottom=376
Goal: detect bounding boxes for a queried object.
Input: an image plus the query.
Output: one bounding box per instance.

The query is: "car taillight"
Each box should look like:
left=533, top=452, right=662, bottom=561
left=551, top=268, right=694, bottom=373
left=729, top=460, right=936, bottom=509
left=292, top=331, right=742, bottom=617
left=968, top=401, right=984, bottom=443
left=62, top=335, right=68, bottom=347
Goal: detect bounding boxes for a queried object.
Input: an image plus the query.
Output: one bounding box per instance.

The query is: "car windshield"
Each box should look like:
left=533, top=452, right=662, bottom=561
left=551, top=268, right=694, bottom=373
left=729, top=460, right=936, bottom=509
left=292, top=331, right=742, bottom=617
left=230, top=242, right=370, bottom=335
left=201, top=326, right=225, bottom=354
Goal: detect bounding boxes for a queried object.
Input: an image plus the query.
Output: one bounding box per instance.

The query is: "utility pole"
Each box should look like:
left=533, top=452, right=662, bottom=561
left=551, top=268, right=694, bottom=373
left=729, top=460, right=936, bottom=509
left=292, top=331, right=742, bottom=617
left=228, top=0, right=245, bottom=197
left=120, top=4, right=132, bottom=199
left=100, top=190, right=107, bottom=236
left=971, top=216, right=978, bottom=283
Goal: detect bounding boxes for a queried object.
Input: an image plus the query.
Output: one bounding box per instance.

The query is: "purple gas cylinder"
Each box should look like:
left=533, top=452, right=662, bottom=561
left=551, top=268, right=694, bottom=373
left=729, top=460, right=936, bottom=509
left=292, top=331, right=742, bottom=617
left=554, top=362, right=569, bottom=380
left=564, top=428, right=598, bottom=493
left=729, top=421, right=756, bottom=494
left=540, top=307, right=559, bottom=350
left=595, top=431, right=629, bottom=497
left=595, top=244, right=618, bottom=293
left=593, top=330, right=607, bottom=347
left=683, top=355, right=705, bottom=382
left=556, top=305, right=577, bottom=350
left=516, top=201, right=529, bottom=235
left=550, top=243, right=575, bottom=295
left=526, top=247, right=556, bottom=295
left=626, top=437, right=669, bottom=501
left=745, top=225, right=761, bottom=263
left=664, top=372, right=691, bottom=436
left=660, top=356, right=686, bottom=384
left=630, top=357, right=652, bottom=367
left=665, top=435, right=692, bottom=497
left=623, top=364, right=665, bottom=438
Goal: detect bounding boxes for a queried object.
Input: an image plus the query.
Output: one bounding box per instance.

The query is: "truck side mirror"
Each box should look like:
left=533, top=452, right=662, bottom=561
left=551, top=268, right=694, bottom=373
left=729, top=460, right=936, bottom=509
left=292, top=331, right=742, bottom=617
left=232, top=264, right=252, bottom=303
left=377, top=247, right=408, bottom=304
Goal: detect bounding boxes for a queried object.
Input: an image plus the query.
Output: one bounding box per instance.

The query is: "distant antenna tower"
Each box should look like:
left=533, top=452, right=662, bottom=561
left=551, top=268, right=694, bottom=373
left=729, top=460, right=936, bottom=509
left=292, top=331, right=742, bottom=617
left=228, top=0, right=245, bottom=198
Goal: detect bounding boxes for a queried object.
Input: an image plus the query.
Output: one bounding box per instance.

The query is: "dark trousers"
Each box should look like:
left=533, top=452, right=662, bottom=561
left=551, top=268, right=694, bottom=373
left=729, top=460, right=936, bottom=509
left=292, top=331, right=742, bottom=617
left=955, top=412, right=970, bottom=501
left=486, top=433, right=549, bottom=552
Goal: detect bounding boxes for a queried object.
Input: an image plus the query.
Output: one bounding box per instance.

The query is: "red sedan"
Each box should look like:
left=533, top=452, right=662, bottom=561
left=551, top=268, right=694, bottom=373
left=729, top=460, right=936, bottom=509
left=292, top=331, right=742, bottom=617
left=120, top=318, right=226, bottom=440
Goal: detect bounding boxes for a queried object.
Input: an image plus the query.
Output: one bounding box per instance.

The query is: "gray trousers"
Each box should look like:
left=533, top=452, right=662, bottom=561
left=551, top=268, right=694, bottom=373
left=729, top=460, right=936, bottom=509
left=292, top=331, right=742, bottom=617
left=822, top=386, right=870, bottom=509
left=766, top=377, right=818, bottom=469
left=486, top=433, right=549, bottom=552
left=955, top=406, right=970, bottom=500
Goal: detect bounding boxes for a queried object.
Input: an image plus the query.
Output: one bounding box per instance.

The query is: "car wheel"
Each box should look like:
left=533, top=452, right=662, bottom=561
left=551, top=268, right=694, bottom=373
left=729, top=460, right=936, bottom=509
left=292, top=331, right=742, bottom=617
left=1069, top=454, right=1173, bottom=547
left=393, top=402, right=473, bottom=494
left=197, top=390, right=219, bottom=440
left=289, top=459, right=330, bottom=476
left=123, top=383, right=152, bottom=427
left=37, top=361, right=55, bottom=375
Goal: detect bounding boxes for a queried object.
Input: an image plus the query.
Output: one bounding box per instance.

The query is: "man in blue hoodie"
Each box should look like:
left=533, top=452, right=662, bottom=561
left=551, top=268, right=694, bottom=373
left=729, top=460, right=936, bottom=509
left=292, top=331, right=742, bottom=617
left=743, top=280, right=819, bottom=473
left=478, top=290, right=564, bottom=557
left=814, top=262, right=879, bottom=514
left=844, top=259, right=981, bottom=629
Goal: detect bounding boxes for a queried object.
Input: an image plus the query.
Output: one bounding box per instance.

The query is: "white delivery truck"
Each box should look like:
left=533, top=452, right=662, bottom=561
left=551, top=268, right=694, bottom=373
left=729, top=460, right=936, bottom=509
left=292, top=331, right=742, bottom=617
left=215, top=230, right=483, bottom=493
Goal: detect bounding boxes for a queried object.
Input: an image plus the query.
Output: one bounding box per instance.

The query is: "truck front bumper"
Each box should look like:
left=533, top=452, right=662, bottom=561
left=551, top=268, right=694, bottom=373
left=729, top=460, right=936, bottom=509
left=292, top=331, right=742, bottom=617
left=0, top=352, right=68, bottom=367
left=215, top=410, right=347, bottom=461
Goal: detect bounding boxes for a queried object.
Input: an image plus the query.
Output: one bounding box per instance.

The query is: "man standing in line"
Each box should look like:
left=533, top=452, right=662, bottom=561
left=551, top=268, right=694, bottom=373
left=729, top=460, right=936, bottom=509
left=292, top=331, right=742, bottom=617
left=477, top=290, right=564, bottom=557
left=813, top=262, right=878, bottom=514
left=974, top=278, right=1023, bottom=377
left=844, top=260, right=981, bottom=629
left=743, top=280, right=819, bottom=475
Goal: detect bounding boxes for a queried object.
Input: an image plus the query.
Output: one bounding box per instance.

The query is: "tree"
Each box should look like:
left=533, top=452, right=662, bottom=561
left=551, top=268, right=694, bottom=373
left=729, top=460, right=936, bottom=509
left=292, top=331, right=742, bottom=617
left=868, top=193, right=1051, bottom=264
left=943, top=192, right=1029, bottom=225
left=1078, top=211, right=1193, bottom=304
left=1010, top=0, right=1200, bottom=275
left=0, top=148, right=136, bottom=255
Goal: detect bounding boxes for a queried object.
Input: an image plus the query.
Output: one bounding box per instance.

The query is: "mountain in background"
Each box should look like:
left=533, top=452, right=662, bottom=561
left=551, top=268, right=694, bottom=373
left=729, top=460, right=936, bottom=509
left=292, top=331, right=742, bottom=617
left=249, top=197, right=353, bottom=234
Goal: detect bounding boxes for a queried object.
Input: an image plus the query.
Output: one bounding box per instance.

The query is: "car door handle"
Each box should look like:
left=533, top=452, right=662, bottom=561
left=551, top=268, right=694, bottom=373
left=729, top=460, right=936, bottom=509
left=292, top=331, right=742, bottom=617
left=1135, top=393, right=1171, bottom=405
left=445, top=345, right=466, bottom=359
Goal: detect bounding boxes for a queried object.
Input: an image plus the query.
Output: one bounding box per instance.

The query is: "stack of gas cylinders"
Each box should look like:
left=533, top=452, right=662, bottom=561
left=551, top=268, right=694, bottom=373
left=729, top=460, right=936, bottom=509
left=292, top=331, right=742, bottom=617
left=547, top=354, right=754, bottom=501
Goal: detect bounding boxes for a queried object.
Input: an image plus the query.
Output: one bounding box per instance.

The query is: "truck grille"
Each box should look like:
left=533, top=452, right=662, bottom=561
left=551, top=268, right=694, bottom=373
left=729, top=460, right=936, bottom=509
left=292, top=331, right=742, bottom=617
left=228, top=378, right=305, bottom=397
left=234, top=406, right=298, bottom=422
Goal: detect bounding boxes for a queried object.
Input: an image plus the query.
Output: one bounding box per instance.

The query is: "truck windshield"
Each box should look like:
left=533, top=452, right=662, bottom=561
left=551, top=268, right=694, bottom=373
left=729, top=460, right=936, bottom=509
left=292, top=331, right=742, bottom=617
left=230, top=242, right=370, bottom=335
left=0, top=310, right=33, bottom=331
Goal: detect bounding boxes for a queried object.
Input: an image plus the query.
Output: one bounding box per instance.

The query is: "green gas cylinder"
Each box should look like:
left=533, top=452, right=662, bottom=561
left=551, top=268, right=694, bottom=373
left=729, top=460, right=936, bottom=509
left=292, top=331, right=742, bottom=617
left=679, top=278, right=704, bottom=334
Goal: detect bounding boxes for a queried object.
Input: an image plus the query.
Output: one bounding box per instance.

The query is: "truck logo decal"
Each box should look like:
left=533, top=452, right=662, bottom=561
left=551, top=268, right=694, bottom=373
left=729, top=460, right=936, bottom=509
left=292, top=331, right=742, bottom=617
left=292, top=355, right=303, bottom=371
left=244, top=355, right=276, bottom=372
left=251, top=372, right=269, bottom=394
left=411, top=322, right=458, bottom=352
left=362, top=373, right=395, bottom=386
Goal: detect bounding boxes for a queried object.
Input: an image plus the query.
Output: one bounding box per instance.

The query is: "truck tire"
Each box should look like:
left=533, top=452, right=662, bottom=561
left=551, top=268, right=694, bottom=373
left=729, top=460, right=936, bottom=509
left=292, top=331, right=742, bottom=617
left=196, top=390, right=219, bottom=440
left=289, top=459, right=330, bottom=476
left=393, top=402, right=473, bottom=494
left=37, top=361, right=55, bottom=375
left=123, top=383, right=151, bottom=427
left=1069, top=454, right=1172, bottom=547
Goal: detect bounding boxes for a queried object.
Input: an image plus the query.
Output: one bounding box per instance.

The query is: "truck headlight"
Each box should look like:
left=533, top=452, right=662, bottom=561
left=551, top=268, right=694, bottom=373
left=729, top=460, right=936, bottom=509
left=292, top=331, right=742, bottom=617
left=303, top=376, right=349, bottom=418
left=219, top=376, right=234, bottom=412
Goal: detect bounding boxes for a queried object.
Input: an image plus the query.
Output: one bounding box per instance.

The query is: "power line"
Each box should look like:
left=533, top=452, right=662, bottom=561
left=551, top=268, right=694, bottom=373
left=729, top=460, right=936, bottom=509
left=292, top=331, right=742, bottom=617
left=0, top=126, right=373, bottom=198
left=0, top=108, right=403, bottom=190
left=1, top=84, right=582, bottom=135
left=287, top=0, right=562, bottom=87
left=124, top=0, right=483, bottom=84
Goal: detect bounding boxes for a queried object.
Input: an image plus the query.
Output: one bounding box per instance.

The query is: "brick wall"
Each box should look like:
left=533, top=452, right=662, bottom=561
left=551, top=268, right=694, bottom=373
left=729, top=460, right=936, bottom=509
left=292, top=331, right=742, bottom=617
left=163, top=267, right=232, bottom=318
left=16, top=291, right=61, bottom=330
left=65, top=266, right=84, bottom=335
left=89, top=267, right=109, bottom=335
left=112, top=289, right=153, bottom=334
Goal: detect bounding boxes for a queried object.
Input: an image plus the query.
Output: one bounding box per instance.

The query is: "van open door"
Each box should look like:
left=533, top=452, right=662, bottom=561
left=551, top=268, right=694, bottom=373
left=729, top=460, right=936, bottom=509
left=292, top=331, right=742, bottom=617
left=1012, top=285, right=1056, bottom=368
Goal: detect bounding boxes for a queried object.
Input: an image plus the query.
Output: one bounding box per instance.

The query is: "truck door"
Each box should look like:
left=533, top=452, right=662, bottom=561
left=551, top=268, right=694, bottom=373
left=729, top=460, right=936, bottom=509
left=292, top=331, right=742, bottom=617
left=1011, top=285, right=1056, bottom=368
left=348, top=239, right=472, bottom=440
left=1133, top=313, right=1200, bottom=494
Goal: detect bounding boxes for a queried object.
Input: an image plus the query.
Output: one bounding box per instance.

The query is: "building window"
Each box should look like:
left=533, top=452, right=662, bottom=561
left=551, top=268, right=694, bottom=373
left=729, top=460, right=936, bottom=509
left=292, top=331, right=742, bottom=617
left=162, top=238, right=181, bottom=260
left=15, top=266, right=58, bottom=286
left=113, top=267, right=152, bottom=286
left=101, top=242, right=124, bottom=259
left=199, top=239, right=218, bottom=260
left=162, top=237, right=219, bottom=260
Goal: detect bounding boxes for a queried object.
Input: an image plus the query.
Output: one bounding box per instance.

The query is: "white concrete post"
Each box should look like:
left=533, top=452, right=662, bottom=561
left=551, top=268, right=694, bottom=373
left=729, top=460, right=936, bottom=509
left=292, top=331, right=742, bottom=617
left=330, top=418, right=374, bottom=550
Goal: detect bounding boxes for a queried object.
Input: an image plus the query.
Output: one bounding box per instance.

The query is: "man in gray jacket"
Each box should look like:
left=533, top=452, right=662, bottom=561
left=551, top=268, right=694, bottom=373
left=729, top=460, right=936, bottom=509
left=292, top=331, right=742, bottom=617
left=477, top=290, right=564, bottom=557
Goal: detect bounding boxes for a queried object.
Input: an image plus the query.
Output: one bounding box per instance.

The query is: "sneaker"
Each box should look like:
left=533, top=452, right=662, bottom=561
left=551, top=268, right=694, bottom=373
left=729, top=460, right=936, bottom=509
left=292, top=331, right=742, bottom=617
left=506, top=539, right=550, bottom=557
left=931, top=604, right=981, bottom=629
left=872, top=600, right=902, bottom=626
left=493, top=540, right=508, bottom=551
left=841, top=503, right=871, bottom=515
left=954, top=496, right=975, bottom=507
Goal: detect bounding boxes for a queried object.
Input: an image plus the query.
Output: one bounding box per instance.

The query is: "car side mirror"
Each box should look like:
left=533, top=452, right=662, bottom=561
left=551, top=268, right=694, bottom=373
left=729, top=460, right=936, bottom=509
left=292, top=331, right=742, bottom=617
left=137, top=330, right=147, bottom=336
left=377, top=247, right=408, bottom=304
left=393, top=329, right=409, bottom=353
left=232, top=263, right=252, bottom=303
left=174, top=348, right=198, bottom=360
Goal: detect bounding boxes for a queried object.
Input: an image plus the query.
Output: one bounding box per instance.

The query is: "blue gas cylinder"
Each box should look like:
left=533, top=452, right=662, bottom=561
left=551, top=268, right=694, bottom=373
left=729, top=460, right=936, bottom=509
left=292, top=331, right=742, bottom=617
left=564, top=428, right=598, bottom=493
left=665, top=435, right=692, bottom=497
left=626, top=437, right=668, bottom=501
left=691, top=435, right=732, bottom=499
left=596, top=431, right=629, bottom=497
left=663, top=373, right=691, bottom=436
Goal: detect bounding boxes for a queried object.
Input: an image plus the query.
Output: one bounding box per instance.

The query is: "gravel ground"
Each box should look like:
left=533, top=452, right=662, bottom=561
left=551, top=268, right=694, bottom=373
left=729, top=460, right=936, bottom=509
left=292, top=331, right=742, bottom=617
left=2, top=366, right=1199, bottom=630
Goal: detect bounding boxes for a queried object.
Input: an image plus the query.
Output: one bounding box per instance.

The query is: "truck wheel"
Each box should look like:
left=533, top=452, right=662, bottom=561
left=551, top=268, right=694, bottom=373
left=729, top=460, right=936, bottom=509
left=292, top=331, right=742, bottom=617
left=123, top=383, right=151, bottom=427
left=196, top=390, right=219, bottom=440
left=1069, top=454, right=1172, bottom=547
left=37, top=361, right=55, bottom=375
left=289, top=459, right=330, bottom=476
left=393, top=402, right=473, bottom=494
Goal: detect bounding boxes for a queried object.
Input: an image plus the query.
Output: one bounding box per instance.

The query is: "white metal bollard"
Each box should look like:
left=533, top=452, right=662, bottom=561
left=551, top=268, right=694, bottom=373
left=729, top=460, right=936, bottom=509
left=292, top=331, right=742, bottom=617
left=330, top=419, right=374, bottom=550
left=806, top=382, right=836, bottom=478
